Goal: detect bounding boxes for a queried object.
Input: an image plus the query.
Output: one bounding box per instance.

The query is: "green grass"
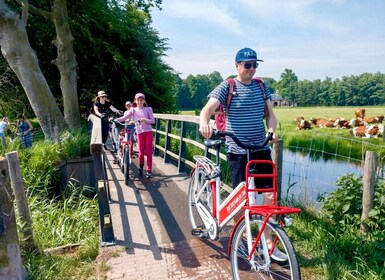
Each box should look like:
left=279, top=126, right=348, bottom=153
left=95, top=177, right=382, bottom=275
left=181, top=106, right=385, bottom=161
left=5, top=126, right=101, bottom=280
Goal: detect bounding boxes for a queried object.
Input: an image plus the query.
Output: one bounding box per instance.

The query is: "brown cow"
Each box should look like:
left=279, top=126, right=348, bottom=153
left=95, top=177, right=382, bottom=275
left=295, top=116, right=304, bottom=122
left=310, top=117, right=334, bottom=128
left=296, top=119, right=312, bottom=130
left=349, top=118, right=368, bottom=127
left=363, top=115, right=384, bottom=124
left=350, top=124, right=384, bottom=138
left=334, top=118, right=351, bottom=129
left=355, top=108, right=365, bottom=119
left=350, top=125, right=366, bottom=137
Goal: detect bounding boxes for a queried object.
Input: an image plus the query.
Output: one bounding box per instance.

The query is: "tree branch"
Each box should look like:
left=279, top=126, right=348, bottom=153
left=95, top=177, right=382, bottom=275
left=16, top=0, right=53, bottom=21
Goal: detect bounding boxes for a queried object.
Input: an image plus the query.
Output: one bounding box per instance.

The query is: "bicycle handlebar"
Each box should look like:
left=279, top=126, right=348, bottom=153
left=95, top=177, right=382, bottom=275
left=213, top=130, right=273, bottom=150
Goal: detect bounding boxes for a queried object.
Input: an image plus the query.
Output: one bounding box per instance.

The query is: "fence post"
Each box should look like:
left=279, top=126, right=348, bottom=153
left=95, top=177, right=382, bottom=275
left=164, top=120, right=171, bottom=164
left=5, top=152, right=36, bottom=252
left=154, top=118, right=161, bottom=156
left=178, top=121, right=187, bottom=174
left=273, top=140, right=283, bottom=203
left=360, top=151, right=376, bottom=234
left=0, top=157, right=27, bottom=279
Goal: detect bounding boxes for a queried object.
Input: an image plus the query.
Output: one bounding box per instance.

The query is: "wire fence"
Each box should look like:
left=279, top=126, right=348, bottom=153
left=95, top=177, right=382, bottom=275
left=281, top=130, right=385, bottom=206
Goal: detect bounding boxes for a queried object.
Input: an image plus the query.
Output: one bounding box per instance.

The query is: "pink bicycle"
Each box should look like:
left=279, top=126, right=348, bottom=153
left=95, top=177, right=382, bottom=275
left=188, top=131, right=302, bottom=279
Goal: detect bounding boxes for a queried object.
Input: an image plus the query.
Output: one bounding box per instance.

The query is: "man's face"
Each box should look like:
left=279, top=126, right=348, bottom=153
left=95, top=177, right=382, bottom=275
left=236, top=61, right=258, bottom=79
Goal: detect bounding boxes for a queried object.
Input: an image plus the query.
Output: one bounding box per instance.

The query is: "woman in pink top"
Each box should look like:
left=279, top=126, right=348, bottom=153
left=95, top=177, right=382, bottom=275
left=115, top=93, right=155, bottom=178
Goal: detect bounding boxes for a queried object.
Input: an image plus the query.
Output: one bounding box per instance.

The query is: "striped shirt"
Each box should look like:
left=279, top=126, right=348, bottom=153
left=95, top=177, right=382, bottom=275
left=208, top=78, right=271, bottom=154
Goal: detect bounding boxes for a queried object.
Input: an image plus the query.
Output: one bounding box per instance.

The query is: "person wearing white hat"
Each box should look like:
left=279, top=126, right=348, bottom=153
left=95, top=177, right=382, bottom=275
left=93, top=90, right=123, bottom=147
left=115, top=92, right=155, bottom=178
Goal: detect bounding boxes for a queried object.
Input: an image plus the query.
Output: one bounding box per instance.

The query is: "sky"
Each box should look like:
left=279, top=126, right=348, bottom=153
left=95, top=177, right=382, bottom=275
left=150, top=0, right=385, bottom=81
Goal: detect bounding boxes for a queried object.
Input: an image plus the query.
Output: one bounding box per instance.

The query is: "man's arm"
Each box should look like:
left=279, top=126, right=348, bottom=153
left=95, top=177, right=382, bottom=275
left=199, top=98, right=220, bottom=139
left=264, top=100, right=278, bottom=143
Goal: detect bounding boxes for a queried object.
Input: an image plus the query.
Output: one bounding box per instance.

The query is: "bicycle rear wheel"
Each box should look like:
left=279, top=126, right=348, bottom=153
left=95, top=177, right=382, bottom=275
left=110, top=124, right=120, bottom=153
left=230, top=217, right=301, bottom=280
left=187, top=167, right=212, bottom=233
left=123, top=146, right=130, bottom=185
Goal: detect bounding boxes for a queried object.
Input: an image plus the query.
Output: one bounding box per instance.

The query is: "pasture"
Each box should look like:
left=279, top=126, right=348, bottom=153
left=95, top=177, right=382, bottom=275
left=273, top=106, right=384, bottom=131
left=180, top=106, right=385, bottom=159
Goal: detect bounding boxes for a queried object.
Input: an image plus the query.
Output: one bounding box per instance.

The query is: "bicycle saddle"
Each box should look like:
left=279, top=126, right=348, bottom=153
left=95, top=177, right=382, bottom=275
left=204, top=139, right=223, bottom=148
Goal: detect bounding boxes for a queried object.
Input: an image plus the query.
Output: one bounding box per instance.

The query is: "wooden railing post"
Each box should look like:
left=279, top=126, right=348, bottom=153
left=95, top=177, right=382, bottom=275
left=164, top=120, right=172, bottom=163
left=361, top=151, right=376, bottom=235
left=89, top=115, right=115, bottom=245
left=154, top=118, right=161, bottom=156
left=0, top=157, right=26, bottom=280
left=273, top=140, right=284, bottom=203
left=5, top=151, right=36, bottom=253
left=178, top=121, right=187, bottom=173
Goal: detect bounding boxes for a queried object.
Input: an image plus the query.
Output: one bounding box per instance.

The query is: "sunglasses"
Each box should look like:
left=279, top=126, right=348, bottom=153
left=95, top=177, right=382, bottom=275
left=100, top=96, right=107, bottom=98
left=242, top=62, right=259, bottom=69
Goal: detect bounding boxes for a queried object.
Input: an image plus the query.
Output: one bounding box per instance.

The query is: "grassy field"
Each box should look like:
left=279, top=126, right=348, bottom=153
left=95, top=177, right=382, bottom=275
left=181, top=106, right=385, bottom=160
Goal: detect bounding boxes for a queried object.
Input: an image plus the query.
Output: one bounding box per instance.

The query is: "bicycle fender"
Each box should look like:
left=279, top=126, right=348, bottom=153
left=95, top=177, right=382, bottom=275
left=227, top=215, right=245, bottom=256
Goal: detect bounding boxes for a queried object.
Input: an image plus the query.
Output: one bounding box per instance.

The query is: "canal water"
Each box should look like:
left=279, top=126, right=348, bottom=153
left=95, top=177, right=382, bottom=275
left=280, top=149, right=364, bottom=206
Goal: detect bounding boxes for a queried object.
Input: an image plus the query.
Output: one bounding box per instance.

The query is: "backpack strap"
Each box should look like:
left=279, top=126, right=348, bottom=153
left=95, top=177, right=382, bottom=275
left=253, top=77, right=267, bottom=100
left=225, top=78, right=236, bottom=109
left=253, top=77, right=269, bottom=118
left=224, top=77, right=267, bottom=112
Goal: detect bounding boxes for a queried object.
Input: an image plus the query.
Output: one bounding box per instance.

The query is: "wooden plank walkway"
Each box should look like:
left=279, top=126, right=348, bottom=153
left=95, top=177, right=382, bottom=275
left=99, top=149, right=234, bottom=280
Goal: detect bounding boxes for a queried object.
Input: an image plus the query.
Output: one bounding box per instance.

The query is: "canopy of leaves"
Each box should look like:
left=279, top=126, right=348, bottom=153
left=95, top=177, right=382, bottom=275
left=1, top=0, right=176, bottom=117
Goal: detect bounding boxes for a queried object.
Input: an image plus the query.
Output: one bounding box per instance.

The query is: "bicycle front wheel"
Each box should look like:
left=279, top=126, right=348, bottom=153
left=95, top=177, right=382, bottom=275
left=123, top=147, right=130, bottom=185
left=187, top=167, right=212, bottom=232
left=110, top=124, right=120, bottom=153
left=230, top=217, right=301, bottom=280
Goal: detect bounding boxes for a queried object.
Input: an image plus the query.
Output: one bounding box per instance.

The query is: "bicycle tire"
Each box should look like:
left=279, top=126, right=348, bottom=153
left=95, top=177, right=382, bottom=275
left=110, top=125, right=120, bottom=153
left=187, top=167, right=213, bottom=235
left=123, top=147, right=130, bottom=185
left=230, top=217, right=301, bottom=280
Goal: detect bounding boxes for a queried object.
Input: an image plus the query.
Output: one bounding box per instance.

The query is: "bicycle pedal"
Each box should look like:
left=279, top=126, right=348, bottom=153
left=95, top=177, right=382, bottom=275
left=191, top=227, right=207, bottom=238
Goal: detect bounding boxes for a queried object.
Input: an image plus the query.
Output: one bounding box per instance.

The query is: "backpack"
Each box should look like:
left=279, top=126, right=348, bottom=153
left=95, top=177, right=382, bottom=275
left=214, top=77, right=267, bottom=131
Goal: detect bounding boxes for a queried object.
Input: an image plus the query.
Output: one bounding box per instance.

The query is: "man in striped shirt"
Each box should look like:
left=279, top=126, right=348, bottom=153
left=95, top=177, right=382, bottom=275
left=200, top=48, right=287, bottom=261
left=200, top=47, right=278, bottom=188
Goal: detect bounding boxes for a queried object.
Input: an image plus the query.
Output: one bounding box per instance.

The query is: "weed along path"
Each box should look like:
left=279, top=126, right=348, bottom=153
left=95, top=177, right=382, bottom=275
left=99, top=150, right=233, bottom=279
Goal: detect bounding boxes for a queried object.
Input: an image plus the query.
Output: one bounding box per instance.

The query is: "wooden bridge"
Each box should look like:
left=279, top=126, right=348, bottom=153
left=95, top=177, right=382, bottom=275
left=89, top=114, right=245, bottom=279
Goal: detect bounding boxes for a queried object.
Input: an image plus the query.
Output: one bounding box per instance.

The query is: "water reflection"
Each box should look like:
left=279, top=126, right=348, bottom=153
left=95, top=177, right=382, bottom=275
left=281, top=149, right=363, bottom=206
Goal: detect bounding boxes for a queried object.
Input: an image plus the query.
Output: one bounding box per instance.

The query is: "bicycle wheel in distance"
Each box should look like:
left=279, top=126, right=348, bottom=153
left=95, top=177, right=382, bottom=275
left=110, top=125, right=120, bottom=153
left=230, top=217, right=301, bottom=280
left=123, top=146, right=131, bottom=185
left=187, top=167, right=212, bottom=234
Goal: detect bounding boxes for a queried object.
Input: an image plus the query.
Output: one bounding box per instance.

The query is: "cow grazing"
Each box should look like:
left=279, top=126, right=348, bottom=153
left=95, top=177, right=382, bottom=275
left=310, top=117, right=335, bottom=128
left=296, top=119, right=312, bottom=130
left=350, top=125, right=366, bottom=137
left=363, top=115, right=384, bottom=124
left=334, top=118, right=351, bottom=129
left=350, top=124, right=384, bottom=138
left=349, top=118, right=368, bottom=127
left=295, top=116, right=304, bottom=122
left=355, top=108, right=365, bottom=119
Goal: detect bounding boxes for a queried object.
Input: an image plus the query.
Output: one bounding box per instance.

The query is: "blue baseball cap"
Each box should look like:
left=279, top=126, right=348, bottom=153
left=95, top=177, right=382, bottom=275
left=235, top=48, right=264, bottom=62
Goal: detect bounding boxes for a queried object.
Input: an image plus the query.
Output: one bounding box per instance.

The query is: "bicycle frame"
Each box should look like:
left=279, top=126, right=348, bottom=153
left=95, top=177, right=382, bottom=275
left=193, top=155, right=250, bottom=239
left=190, top=131, right=302, bottom=277
left=228, top=160, right=301, bottom=261
left=119, top=127, right=132, bottom=154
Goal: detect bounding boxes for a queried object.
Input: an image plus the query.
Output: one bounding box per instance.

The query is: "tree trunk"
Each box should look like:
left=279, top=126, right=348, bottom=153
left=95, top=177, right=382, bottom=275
left=0, top=1, right=68, bottom=138
left=51, top=0, right=80, bottom=130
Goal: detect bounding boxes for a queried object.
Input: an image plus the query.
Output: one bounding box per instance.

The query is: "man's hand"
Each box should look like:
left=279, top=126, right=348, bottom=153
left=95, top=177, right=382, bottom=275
left=199, top=124, right=213, bottom=139
left=267, top=132, right=279, bottom=144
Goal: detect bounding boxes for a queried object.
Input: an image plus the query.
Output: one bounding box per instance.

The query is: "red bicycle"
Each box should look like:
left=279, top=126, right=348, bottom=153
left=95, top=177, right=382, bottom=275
left=112, top=120, right=133, bottom=185
left=188, top=130, right=302, bottom=279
